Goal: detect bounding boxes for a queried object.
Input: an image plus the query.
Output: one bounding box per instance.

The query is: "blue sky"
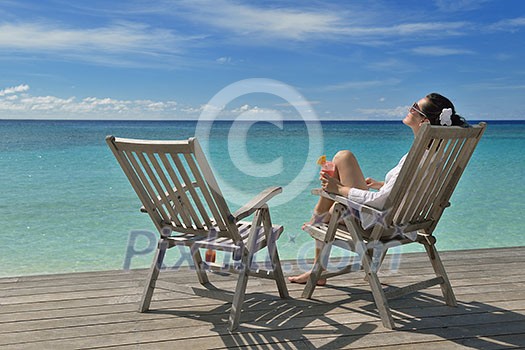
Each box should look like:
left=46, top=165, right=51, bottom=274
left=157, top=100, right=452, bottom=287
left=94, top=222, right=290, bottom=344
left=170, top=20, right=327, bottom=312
left=0, top=0, right=524, bottom=120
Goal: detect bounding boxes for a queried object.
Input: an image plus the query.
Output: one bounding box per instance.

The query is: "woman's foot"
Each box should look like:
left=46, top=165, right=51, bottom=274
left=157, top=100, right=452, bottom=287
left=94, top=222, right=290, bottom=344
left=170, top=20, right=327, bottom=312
left=302, top=212, right=329, bottom=230
left=288, top=271, right=326, bottom=286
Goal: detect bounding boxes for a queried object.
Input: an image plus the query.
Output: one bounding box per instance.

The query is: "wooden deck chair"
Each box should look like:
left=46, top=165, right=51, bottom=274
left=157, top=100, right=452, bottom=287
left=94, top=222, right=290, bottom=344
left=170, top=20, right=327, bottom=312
left=302, top=122, right=486, bottom=329
left=106, top=136, right=288, bottom=331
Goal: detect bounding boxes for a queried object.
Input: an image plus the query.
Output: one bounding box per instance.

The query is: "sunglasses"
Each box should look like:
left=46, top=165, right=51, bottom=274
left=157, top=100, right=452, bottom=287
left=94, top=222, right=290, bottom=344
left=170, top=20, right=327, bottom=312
left=409, top=102, right=428, bottom=119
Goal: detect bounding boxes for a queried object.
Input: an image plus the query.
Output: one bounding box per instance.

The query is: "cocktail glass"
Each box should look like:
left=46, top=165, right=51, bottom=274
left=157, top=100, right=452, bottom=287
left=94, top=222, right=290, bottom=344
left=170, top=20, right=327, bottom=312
left=321, top=161, right=335, bottom=177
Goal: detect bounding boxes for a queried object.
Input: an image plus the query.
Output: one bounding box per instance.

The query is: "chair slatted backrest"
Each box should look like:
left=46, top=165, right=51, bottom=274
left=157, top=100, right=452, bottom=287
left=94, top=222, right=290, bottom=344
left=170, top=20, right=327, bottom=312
left=107, top=136, right=240, bottom=241
left=384, top=123, right=486, bottom=233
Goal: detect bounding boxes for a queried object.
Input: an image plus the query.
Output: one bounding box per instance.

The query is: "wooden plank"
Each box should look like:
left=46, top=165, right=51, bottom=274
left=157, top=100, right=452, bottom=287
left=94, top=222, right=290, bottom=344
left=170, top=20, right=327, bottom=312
left=112, top=137, right=192, bottom=154
left=415, top=138, right=460, bottom=221
left=1, top=289, right=523, bottom=335
left=126, top=150, right=171, bottom=228
left=1, top=292, right=522, bottom=348
left=1, top=277, right=523, bottom=330
left=2, top=294, right=522, bottom=337
left=411, top=138, right=456, bottom=222
left=2, top=308, right=523, bottom=350
left=2, top=249, right=525, bottom=300
left=395, top=137, right=442, bottom=224
left=1, top=285, right=523, bottom=339
left=107, top=139, right=165, bottom=232
left=192, top=138, right=238, bottom=237
left=1, top=248, right=524, bottom=296
left=385, top=123, right=433, bottom=223
left=1, top=274, right=523, bottom=324
left=168, top=152, right=208, bottom=229
left=148, top=152, right=185, bottom=227
left=182, top=152, right=227, bottom=231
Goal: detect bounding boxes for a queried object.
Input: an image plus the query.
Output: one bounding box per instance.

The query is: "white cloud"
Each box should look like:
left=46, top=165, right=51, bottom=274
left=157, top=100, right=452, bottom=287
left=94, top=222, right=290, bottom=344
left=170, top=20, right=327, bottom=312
left=177, top=0, right=345, bottom=41
left=320, top=79, right=401, bottom=92
left=462, top=81, right=525, bottom=91
left=0, top=84, right=179, bottom=118
left=232, top=104, right=250, bottom=113
left=230, top=105, right=285, bottom=121
left=494, top=53, right=514, bottom=61
left=357, top=105, right=409, bottom=118
left=434, top=0, right=492, bottom=12
left=274, top=100, right=320, bottom=108
left=340, top=21, right=468, bottom=38
left=0, top=22, right=182, bottom=52
left=216, top=56, right=232, bottom=64
left=0, top=84, right=30, bottom=96
left=179, top=105, right=204, bottom=114
left=175, top=1, right=468, bottom=43
left=0, top=22, right=192, bottom=67
left=200, top=104, right=223, bottom=113
left=197, top=103, right=284, bottom=120
left=23, top=96, right=76, bottom=111
left=412, top=46, right=475, bottom=56
left=489, top=17, right=525, bottom=32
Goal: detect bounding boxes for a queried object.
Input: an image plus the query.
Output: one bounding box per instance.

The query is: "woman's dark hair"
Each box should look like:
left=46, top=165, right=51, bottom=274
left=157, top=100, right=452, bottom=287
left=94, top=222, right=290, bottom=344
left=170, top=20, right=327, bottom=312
left=420, top=93, right=469, bottom=127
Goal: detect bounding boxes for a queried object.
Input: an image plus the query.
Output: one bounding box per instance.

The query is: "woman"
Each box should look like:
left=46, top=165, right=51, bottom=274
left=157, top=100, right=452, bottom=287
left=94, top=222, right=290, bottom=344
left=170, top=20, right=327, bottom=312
left=288, top=93, right=468, bottom=285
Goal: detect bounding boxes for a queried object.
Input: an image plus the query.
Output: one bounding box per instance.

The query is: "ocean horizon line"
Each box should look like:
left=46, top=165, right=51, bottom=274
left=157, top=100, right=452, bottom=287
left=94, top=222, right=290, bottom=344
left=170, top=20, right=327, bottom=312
left=1, top=118, right=523, bottom=124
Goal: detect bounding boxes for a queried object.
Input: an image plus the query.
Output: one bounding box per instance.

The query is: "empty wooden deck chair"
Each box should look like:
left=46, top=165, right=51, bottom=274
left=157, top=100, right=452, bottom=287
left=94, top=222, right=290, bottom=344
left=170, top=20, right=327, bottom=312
left=302, top=122, right=486, bottom=329
left=106, top=136, right=288, bottom=331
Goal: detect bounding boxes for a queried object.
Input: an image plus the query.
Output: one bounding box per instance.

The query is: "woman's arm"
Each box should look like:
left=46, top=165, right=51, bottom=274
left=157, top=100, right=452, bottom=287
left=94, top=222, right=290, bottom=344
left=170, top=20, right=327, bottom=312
left=320, top=174, right=385, bottom=197
left=321, top=153, right=407, bottom=211
left=320, top=172, right=350, bottom=197
left=321, top=172, right=392, bottom=210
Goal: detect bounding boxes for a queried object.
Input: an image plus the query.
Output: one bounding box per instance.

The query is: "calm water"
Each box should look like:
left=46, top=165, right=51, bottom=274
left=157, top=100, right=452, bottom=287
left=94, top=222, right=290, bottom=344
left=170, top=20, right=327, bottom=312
left=1, top=119, right=524, bottom=277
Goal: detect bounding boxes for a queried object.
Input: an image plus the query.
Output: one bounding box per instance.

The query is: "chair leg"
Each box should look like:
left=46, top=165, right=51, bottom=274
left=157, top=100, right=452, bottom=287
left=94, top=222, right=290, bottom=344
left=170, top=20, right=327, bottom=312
left=302, top=242, right=330, bottom=298
left=139, top=239, right=168, bottom=312
left=262, top=209, right=288, bottom=299
left=191, top=245, right=210, bottom=285
left=228, top=211, right=262, bottom=331
left=424, top=242, right=457, bottom=306
left=362, top=250, right=396, bottom=329
left=266, top=237, right=289, bottom=298
left=367, top=241, right=389, bottom=274
left=341, top=215, right=395, bottom=328
left=303, top=204, right=344, bottom=298
left=229, top=249, right=252, bottom=331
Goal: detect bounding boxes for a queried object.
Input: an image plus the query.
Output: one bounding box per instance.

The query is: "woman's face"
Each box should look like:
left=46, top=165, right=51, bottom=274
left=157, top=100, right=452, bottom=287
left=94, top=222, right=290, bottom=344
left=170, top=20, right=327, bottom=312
left=403, top=97, right=429, bottom=133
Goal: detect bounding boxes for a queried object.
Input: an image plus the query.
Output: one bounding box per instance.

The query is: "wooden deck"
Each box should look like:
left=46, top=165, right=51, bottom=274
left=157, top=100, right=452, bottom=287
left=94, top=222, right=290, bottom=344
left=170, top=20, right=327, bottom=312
left=1, top=246, right=524, bottom=349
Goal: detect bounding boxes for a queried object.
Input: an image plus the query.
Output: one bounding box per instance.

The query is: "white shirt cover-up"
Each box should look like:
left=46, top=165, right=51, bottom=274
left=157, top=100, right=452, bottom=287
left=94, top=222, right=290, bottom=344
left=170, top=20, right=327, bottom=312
left=347, top=154, right=417, bottom=241
left=348, top=154, right=408, bottom=211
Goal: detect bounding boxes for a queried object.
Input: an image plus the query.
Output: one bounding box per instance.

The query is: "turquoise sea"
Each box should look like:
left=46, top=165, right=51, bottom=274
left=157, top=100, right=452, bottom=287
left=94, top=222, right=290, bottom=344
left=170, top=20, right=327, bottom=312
left=1, top=120, right=524, bottom=277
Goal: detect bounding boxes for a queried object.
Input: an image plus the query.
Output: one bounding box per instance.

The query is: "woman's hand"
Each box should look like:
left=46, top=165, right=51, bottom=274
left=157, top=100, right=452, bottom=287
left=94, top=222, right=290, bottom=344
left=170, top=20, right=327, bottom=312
left=365, top=177, right=384, bottom=190
left=320, top=171, right=348, bottom=196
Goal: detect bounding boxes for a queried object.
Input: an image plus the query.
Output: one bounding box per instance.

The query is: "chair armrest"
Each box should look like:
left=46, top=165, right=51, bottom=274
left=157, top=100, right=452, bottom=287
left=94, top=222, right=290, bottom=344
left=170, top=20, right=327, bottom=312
left=311, top=188, right=386, bottom=217
left=231, top=186, right=282, bottom=222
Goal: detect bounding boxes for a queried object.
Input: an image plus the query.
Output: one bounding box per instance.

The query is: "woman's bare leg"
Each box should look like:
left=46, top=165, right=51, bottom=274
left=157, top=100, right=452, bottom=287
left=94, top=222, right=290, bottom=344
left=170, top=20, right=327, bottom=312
left=314, top=150, right=369, bottom=220
left=333, top=150, right=368, bottom=191
left=289, top=150, right=368, bottom=285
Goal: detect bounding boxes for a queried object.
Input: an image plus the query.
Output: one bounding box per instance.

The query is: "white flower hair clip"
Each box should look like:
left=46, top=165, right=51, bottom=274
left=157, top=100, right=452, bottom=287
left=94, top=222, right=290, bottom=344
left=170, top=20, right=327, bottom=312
left=439, top=108, right=453, bottom=126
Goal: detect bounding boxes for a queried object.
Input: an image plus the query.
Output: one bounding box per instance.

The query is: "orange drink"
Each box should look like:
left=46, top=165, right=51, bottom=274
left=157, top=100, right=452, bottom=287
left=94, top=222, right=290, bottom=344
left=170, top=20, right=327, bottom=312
left=321, top=161, right=335, bottom=177
left=205, top=248, right=216, bottom=263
